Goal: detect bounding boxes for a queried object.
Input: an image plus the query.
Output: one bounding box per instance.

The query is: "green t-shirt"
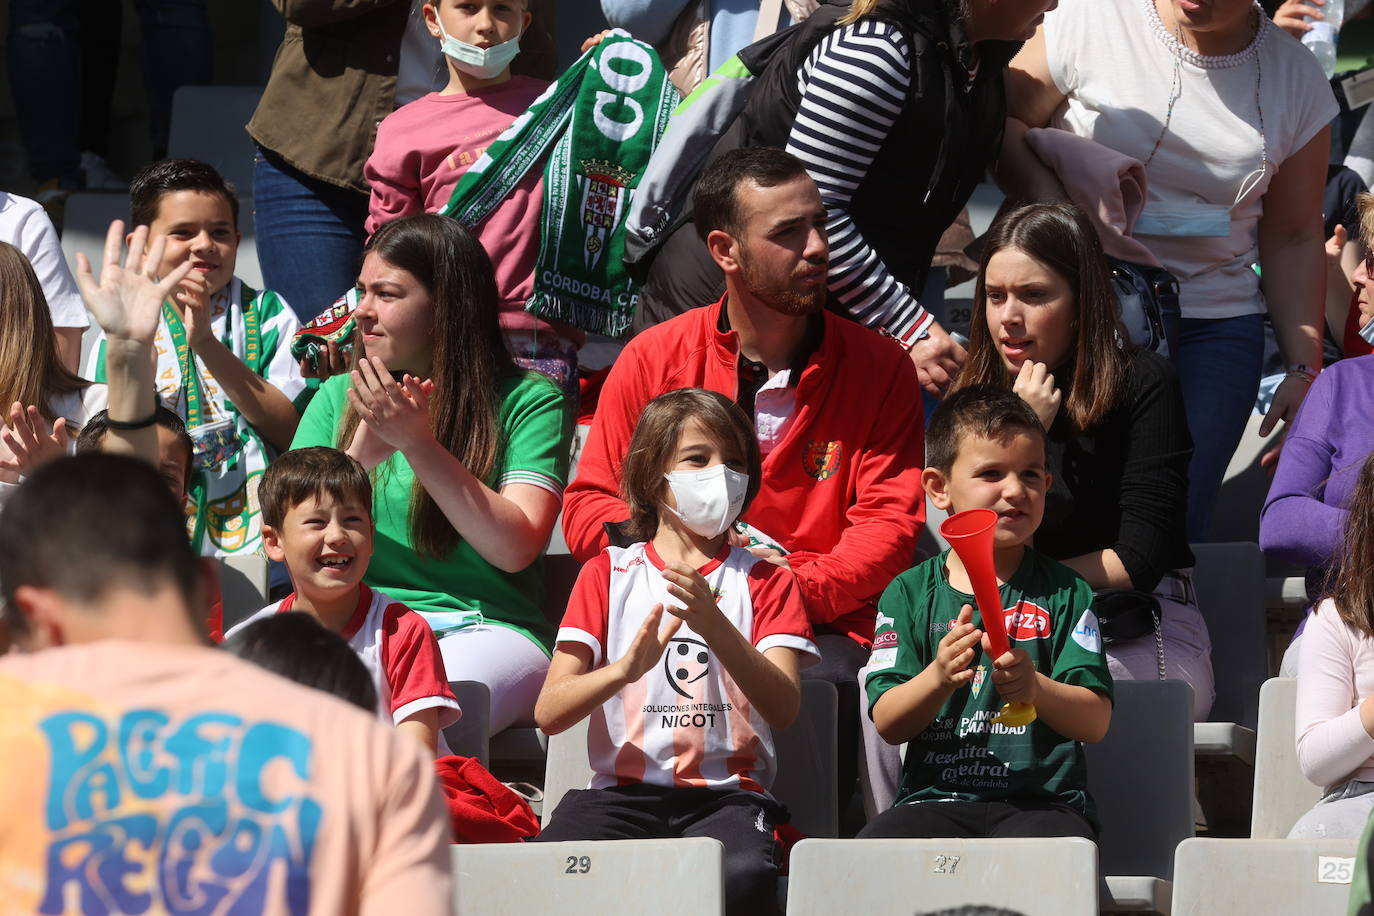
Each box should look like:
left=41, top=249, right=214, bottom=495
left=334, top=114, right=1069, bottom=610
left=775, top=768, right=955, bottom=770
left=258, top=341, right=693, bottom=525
left=866, top=548, right=1114, bottom=826
left=291, top=370, right=572, bottom=652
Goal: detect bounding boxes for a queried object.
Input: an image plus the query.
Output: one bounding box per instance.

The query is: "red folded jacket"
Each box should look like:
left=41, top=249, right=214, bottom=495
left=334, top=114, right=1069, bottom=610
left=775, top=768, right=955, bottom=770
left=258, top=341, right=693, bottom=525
left=434, top=755, right=540, bottom=844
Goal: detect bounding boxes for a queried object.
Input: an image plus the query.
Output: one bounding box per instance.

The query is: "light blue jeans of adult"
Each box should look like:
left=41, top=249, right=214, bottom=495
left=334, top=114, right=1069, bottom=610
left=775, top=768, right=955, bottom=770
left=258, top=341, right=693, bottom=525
left=252, top=146, right=369, bottom=324
left=1172, top=313, right=1266, bottom=542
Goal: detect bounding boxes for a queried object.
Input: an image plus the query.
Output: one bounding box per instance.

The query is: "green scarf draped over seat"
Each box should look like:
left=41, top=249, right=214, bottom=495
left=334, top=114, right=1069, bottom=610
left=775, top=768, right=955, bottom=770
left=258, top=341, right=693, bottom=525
left=442, top=31, right=678, bottom=338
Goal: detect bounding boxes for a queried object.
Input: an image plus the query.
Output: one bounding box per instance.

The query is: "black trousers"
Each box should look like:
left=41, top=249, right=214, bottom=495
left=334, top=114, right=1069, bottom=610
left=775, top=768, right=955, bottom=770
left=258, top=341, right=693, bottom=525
left=857, top=799, right=1095, bottom=841
left=802, top=632, right=870, bottom=806
left=535, top=784, right=784, bottom=916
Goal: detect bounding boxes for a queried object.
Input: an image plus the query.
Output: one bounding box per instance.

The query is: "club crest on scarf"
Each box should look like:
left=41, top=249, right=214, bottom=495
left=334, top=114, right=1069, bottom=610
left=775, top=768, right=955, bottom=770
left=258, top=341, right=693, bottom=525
left=441, top=31, right=679, bottom=338
left=579, top=159, right=632, bottom=269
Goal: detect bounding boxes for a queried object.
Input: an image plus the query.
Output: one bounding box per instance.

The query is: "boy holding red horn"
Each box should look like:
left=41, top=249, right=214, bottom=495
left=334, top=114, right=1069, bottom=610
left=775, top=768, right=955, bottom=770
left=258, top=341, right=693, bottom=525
left=859, top=386, right=1113, bottom=841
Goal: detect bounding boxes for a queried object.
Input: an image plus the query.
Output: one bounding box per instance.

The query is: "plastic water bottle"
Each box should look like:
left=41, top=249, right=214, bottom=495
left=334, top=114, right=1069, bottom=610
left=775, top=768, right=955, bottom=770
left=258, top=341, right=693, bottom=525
left=1303, top=0, right=1345, bottom=79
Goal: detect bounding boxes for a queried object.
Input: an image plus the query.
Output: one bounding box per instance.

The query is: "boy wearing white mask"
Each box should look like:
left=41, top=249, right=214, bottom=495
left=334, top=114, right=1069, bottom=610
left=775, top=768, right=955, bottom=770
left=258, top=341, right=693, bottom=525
left=364, top=0, right=581, bottom=380
left=535, top=387, right=819, bottom=916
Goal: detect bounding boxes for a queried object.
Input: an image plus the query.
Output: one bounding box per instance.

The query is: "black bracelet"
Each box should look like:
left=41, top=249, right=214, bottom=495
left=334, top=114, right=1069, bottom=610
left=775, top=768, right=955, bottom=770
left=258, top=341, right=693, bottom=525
left=103, top=410, right=160, bottom=430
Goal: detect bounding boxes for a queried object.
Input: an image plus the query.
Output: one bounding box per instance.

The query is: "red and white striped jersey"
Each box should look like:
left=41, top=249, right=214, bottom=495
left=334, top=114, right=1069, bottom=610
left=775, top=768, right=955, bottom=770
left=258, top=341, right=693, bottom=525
left=231, top=584, right=461, bottom=730
left=558, top=542, right=819, bottom=795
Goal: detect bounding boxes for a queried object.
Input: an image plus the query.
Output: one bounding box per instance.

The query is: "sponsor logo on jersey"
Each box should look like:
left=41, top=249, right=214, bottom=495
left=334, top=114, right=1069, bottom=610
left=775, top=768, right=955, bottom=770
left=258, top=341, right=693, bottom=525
left=1005, top=600, right=1052, bottom=641
left=1072, top=609, right=1103, bottom=654
left=869, top=647, right=897, bottom=670
left=612, top=555, right=646, bottom=573
left=873, top=630, right=898, bottom=650
left=664, top=637, right=711, bottom=698
left=802, top=440, right=842, bottom=481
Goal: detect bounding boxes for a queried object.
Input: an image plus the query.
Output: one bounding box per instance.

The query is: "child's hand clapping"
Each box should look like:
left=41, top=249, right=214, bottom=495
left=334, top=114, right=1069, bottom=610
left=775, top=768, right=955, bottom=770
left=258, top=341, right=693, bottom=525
left=612, top=605, right=683, bottom=684
left=661, top=563, right=728, bottom=638
left=172, top=272, right=213, bottom=346
left=931, top=603, right=982, bottom=689
left=0, top=403, right=69, bottom=482
left=987, top=641, right=1039, bottom=705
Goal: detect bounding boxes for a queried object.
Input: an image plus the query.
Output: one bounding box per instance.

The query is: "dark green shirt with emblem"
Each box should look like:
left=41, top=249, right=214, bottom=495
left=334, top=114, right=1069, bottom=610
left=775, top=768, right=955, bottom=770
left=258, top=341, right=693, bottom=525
left=865, top=547, right=1113, bottom=826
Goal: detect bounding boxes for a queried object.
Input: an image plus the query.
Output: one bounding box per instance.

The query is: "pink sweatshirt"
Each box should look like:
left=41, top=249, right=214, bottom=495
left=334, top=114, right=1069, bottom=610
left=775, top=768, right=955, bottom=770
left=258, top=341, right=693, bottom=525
left=365, top=76, right=579, bottom=344
left=1295, top=599, right=1374, bottom=787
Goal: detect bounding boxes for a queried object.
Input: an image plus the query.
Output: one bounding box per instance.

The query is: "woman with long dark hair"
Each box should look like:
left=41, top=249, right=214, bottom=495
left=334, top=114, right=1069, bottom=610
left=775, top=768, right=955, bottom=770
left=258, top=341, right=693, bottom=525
left=1001, top=0, right=1336, bottom=540
left=953, top=202, right=1212, bottom=718
left=291, top=213, right=572, bottom=732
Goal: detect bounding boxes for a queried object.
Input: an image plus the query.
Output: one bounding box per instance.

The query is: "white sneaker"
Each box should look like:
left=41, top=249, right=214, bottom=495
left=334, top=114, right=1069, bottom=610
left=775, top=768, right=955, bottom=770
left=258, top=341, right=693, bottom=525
left=80, top=152, right=126, bottom=191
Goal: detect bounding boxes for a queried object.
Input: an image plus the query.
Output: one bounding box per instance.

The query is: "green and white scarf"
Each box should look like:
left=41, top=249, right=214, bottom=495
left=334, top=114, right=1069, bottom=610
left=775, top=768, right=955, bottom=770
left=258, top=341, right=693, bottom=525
left=442, top=31, right=678, bottom=338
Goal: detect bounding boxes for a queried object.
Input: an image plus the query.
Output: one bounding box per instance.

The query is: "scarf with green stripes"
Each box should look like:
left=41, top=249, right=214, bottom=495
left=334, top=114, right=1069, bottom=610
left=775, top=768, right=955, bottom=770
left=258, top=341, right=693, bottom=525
left=442, top=32, right=678, bottom=338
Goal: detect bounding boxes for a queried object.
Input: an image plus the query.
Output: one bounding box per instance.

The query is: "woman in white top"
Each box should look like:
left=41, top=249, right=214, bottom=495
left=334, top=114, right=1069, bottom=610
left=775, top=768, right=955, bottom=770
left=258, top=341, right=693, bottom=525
left=999, top=0, right=1337, bottom=540
left=0, top=241, right=106, bottom=503
left=1293, top=450, right=1374, bottom=838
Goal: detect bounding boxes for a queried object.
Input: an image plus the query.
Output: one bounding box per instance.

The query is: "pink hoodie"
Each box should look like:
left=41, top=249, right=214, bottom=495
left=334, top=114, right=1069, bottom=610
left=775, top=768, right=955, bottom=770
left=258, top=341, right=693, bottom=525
left=365, top=76, right=580, bottom=344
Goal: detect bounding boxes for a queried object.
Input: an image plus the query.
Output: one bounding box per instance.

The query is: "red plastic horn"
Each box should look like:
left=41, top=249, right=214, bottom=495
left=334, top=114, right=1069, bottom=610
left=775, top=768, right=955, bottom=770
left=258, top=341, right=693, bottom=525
left=939, top=508, right=1011, bottom=659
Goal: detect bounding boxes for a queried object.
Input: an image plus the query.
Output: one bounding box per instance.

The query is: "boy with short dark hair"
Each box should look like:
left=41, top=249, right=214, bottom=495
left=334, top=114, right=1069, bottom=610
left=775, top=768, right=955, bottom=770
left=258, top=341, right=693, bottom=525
left=86, top=158, right=307, bottom=561
left=226, top=447, right=460, bottom=753
left=76, top=406, right=193, bottom=499
left=73, top=406, right=236, bottom=641
left=859, top=386, right=1113, bottom=841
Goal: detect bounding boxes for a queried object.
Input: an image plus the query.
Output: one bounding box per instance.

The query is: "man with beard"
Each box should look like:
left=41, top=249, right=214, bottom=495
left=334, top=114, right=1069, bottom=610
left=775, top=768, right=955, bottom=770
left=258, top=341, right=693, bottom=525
left=562, top=147, right=924, bottom=817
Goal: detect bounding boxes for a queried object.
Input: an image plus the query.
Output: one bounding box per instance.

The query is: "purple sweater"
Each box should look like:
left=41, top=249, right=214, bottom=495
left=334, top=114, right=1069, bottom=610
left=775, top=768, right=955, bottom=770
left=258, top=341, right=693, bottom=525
left=1260, top=356, right=1374, bottom=579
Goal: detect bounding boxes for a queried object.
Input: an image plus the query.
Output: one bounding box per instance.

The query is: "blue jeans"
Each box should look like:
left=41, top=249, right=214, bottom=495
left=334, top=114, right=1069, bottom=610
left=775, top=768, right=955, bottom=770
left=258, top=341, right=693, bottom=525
left=1173, top=313, right=1265, bottom=541
left=7, top=0, right=212, bottom=184
left=252, top=147, right=369, bottom=323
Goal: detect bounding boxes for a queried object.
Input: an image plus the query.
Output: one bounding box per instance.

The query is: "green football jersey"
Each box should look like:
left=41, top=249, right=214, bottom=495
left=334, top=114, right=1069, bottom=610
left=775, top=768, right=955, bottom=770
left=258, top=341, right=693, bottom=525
left=866, top=547, right=1113, bottom=825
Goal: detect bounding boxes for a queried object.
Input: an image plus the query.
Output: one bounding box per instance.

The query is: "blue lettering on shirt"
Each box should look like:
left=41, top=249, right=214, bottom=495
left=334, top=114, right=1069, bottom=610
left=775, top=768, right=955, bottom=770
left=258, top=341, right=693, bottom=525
left=36, top=708, right=320, bottom=915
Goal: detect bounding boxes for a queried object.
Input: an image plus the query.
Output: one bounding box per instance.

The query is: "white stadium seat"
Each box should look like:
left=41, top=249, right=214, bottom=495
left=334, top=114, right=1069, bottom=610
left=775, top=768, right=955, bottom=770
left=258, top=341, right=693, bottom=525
left=451, top=838, right=724, bottom=915
left=1171, top=838, right=1357, bottom=915
left=1250, top=678, right=1324, bottom=839
left=785, top=837, right=1098, bottom=916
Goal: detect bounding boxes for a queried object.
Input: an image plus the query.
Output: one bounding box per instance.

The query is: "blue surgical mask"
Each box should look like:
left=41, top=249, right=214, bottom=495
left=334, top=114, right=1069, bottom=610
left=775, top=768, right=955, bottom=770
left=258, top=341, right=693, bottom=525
left=1135, top=165, right=1268, bottom=239
left=437, top=20, right=522, bottom=80
left=1133, top=201, right=1232, bottom=238
left=1359, top=311, right=1374, bottom=347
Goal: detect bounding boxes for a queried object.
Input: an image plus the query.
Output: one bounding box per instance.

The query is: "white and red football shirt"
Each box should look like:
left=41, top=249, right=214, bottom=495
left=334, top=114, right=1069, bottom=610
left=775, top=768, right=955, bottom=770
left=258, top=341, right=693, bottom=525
left=557, top=542, right=819, bottom=795
left=231, top=584, right=461, bottom=730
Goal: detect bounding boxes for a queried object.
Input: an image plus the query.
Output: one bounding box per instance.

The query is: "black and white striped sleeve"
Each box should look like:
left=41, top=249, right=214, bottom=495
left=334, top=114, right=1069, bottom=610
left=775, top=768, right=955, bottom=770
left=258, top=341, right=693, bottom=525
left=785, top=20, right=933, bottom=344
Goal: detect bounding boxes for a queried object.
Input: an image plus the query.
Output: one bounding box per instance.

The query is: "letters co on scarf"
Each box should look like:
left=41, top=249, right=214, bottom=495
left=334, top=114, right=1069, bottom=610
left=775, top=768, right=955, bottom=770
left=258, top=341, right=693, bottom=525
left=442, top=31, right=679, bottom=338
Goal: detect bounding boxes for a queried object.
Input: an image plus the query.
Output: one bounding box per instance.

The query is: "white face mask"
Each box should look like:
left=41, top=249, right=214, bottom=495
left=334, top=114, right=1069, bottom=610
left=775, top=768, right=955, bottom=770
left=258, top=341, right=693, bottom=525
left=663, top=465, right=749, bottom=539
left=437, top=19, right=522, bottom=79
